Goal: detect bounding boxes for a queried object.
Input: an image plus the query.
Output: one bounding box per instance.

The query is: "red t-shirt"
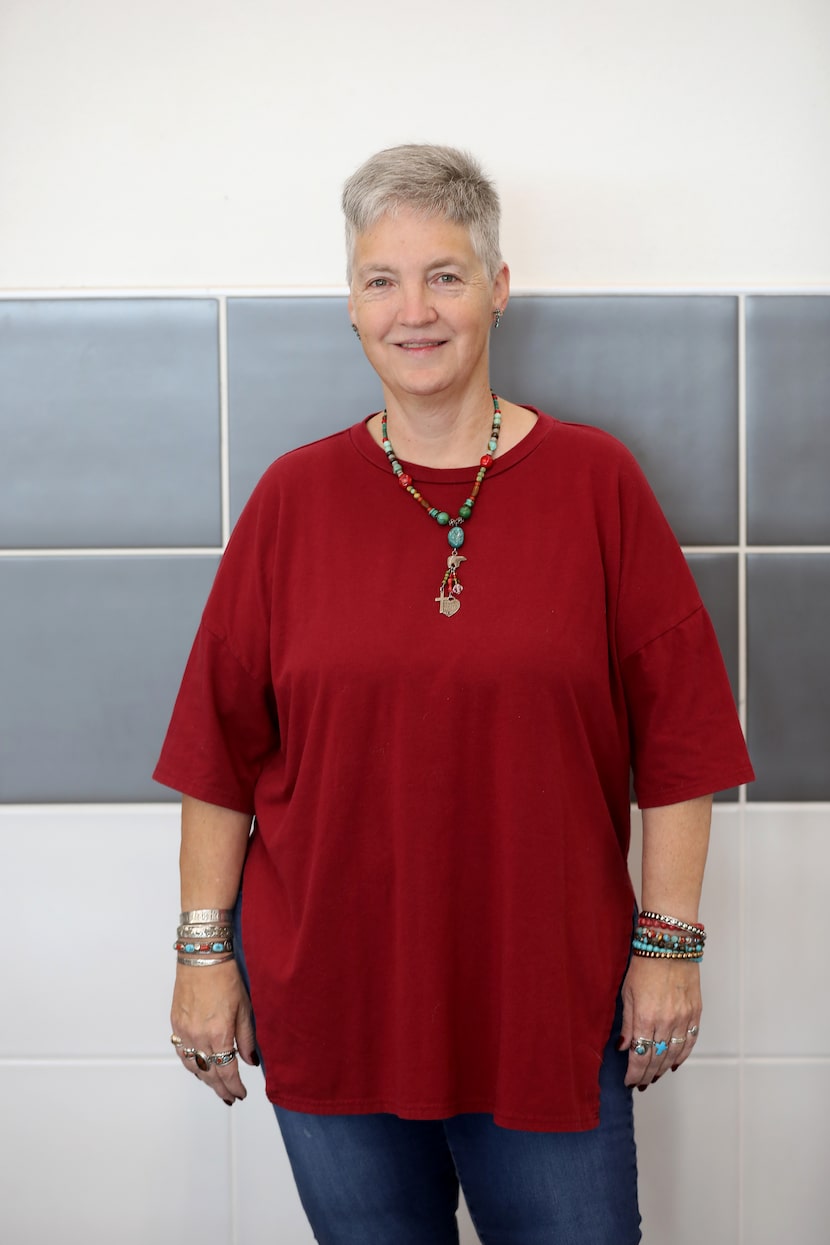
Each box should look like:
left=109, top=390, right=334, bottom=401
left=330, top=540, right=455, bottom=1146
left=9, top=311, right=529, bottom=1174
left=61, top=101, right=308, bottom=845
left=155, top=411, right=754, bottom=1130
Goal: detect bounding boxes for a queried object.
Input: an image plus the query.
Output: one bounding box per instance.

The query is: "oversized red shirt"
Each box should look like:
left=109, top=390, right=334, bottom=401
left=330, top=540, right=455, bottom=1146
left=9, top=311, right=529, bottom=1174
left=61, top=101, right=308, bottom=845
left=155, top=411, right=754, bottom=1130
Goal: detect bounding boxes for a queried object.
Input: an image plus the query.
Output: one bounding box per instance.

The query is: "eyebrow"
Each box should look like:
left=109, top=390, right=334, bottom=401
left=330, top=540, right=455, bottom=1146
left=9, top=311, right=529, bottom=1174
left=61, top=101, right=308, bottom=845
left=355, top=256, right=468, bottom=280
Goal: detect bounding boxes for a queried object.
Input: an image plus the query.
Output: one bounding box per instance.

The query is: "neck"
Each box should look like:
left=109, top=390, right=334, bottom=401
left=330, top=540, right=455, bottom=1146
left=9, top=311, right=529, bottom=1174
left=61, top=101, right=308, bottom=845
left=376, top=383, right=496, bottom=469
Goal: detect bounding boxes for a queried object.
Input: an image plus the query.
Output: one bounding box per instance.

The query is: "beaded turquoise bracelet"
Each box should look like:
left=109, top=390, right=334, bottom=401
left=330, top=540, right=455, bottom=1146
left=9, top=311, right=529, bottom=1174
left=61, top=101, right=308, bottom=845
left=631, top=938, right=703, bottom=962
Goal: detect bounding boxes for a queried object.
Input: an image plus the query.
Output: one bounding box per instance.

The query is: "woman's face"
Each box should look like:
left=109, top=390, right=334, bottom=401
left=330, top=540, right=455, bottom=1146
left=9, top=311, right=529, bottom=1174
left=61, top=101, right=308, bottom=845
left=348, top=207, right=509, bottom=406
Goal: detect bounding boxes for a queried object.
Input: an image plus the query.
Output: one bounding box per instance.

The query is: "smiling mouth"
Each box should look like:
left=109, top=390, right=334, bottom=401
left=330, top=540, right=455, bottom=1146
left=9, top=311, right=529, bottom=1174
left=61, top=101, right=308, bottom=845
left=395, top=340, right=446, bottom=350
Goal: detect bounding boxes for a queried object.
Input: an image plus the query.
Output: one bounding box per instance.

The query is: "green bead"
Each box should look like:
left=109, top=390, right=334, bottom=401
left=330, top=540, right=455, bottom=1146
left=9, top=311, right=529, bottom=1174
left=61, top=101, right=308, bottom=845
left=436, top=512, right=450, bottom=525
left=459, top=504, right=472, bottom=519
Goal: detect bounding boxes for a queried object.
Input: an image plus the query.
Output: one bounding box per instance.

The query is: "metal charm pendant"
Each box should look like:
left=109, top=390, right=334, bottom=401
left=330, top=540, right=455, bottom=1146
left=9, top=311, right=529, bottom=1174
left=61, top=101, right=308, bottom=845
left=435, top=553, right=466, bottom=617
left=435, top=592, right=461, bottom=617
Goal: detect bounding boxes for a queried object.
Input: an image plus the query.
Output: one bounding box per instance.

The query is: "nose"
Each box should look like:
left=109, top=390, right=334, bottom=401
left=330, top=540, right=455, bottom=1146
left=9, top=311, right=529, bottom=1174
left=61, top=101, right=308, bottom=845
left=397, top=282, right=438, bottom=327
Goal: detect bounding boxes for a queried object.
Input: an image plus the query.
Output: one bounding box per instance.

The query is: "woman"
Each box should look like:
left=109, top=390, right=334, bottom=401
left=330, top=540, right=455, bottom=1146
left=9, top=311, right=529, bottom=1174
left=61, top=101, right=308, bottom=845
left=156, top=144, right=754, bottom=1244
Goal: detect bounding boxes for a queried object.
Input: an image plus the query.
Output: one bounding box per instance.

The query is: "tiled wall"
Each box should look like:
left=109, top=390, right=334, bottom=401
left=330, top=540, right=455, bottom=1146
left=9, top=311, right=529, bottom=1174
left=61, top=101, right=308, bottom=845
left=2, top=294, right=828, bottom=1244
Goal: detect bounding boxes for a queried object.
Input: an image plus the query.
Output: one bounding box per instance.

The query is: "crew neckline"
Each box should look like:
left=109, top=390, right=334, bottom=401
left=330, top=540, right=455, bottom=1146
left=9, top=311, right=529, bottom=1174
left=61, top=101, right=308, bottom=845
left=350, top=406, right=554, bottom=485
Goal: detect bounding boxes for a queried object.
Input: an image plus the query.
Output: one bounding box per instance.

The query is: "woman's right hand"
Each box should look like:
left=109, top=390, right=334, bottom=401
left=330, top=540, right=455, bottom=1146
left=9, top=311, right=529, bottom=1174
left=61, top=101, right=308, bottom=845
left=171, top=958, right=258, bottom=1104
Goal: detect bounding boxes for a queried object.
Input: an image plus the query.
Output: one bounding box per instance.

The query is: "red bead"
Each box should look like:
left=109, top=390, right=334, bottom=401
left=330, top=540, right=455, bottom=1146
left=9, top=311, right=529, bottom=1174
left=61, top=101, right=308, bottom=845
left=480, top=454, right=494, bottom=468
left=398, top=473, right=412, bottom=488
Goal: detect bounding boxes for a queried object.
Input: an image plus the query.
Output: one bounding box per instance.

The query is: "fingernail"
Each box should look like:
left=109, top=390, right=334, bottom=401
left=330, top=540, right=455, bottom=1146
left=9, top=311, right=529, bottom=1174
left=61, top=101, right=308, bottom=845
left=251, top=1051, right=260, bottom=1067
left=224, top=1099, right=233, bottom=1106
left=671, top=1065, right=679, bottom=1072
left=637, top=1085, right=647, bottom=1093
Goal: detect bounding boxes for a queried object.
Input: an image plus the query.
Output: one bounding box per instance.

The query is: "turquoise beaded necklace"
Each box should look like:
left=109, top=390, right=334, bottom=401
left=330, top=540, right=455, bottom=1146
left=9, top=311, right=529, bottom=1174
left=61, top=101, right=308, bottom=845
left=380, top=392, right=502, bottom=617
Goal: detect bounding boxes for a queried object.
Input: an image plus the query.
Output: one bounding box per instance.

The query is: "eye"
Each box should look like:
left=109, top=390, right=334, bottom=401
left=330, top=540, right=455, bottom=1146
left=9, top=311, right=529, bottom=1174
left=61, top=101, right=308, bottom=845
left=368, top=278, right=389, bottom=288
left=436, top=273, right=459, bottom=284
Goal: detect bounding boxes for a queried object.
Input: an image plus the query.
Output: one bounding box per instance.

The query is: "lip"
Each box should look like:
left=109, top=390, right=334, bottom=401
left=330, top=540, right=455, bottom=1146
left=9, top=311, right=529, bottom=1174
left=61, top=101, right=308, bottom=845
left=393, top=339, right=446, bottom=350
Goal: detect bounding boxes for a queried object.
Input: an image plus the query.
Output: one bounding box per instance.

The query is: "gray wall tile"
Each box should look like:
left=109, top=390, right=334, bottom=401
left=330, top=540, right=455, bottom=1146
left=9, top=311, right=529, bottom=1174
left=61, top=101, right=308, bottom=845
left=0, top=300, right=221, bottom=548
left=747, top=554, right=830, bottom=801
left=0, top=556, right=218, bottom=802
left=746, top=296, right=830, bottom=544
left=686, top=553, right=741, bottom=802
left=227, top=298, right=383, bottom=522
left=686, top=553, right=740, bottom=696
left=490, top=296, right=740, bottom=544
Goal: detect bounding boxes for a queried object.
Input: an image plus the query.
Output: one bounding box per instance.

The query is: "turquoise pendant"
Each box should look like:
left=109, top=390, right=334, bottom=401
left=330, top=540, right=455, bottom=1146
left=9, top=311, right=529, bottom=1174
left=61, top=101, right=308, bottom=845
left=448, top=527, right=465, bottom=549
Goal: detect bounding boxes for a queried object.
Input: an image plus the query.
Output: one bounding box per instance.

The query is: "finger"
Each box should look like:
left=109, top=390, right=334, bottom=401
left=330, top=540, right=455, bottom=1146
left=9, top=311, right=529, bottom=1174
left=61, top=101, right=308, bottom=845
left=188, top=1046, right=248, bottom=1102
left=172, top=1027, right=248, bottom=1101
left=670, top=1021, right=701, bottom=1071
left=235, top=1001, right=259, bottom=1067
left=625, top=1036, right=657, bottom=1088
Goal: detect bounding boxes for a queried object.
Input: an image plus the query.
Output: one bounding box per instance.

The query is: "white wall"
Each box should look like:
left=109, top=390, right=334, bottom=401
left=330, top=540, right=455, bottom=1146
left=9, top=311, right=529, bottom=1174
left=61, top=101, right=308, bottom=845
left=2, top=3, right=829, bottom=1243
left=2, top=0, right=829, bottom=291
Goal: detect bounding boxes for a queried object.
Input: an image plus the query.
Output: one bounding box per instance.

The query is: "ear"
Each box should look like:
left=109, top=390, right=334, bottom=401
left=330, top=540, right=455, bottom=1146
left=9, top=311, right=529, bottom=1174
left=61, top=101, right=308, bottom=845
left=493, top=262, right=510, bottom=312
left=347, top=291, right=355, bottom=324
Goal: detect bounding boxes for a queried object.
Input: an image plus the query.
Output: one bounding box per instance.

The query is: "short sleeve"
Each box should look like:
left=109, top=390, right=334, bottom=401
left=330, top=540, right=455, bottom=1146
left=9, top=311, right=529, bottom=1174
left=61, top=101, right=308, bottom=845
left=153, top=622, right=279, bottom=813
left=153, top=468, right=282, bottom=812
left=622, top=604, right=755, bottom=807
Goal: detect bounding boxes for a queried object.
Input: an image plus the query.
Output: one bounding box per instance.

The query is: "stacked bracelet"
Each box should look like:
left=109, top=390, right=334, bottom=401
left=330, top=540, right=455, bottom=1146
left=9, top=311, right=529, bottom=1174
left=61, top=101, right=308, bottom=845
left=633, top=911, right=706, bottom=961
left=639, top=911, right=707, bottom=941
left=180, top=909, right=233, bottom=923
left=176, top=909, right=235, bottom=966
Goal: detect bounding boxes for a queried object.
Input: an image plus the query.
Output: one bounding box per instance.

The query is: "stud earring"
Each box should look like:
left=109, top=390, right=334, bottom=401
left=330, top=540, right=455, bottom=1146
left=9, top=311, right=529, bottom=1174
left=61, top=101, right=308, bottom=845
left=492, top=308, right=502, bottom=330
left=351, top=324, right=361, bottom=340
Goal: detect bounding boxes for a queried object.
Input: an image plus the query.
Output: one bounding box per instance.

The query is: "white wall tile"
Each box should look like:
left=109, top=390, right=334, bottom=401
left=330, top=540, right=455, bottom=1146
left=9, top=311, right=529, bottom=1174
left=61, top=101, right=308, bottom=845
left=2, top=804, right=181, bottom=1057
left=635, top=1062, right=739, bottom=1245
left=232, top=1075, right=314, bottom=1245
left=744, top=806, right=830, bottom=1056
left=0, top=1062, right=230, bottom=1245
left=628, top=805, right=742, bottom=1056
left=743, top=1062, right=830, bottom=1245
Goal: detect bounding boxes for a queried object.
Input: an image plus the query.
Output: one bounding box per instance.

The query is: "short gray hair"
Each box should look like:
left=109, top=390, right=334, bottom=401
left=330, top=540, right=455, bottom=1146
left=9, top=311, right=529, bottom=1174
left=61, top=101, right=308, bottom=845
left=342, top=143, right=503, bottom=283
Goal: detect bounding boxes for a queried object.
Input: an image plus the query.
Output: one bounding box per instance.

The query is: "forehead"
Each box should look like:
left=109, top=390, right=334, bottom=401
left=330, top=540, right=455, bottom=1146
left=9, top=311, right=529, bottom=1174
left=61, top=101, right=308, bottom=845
left=352, top=208, right=479, bottom=273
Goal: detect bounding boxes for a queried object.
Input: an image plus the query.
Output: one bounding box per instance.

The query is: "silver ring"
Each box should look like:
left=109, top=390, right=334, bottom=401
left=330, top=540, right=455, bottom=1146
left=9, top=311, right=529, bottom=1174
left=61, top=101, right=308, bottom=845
left=170, top=1034, right=183, bottom=1048
left=210, top=1049, right=237, bottom=1067
left=687, top=1025, right=699, bottom=1037
left=194, top=1050, right=211, bottom=1072
left=631, top=1038, right=653, bottom=1056
left=180, top=1047, right=197, bottom=1059
left=669, top=1035, right=687, bottom=1045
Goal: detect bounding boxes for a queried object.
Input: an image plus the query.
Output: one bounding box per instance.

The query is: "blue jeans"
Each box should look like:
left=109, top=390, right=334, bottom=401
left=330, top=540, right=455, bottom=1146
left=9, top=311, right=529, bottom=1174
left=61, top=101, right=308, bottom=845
left=235, top=898, right=640, bottom=1244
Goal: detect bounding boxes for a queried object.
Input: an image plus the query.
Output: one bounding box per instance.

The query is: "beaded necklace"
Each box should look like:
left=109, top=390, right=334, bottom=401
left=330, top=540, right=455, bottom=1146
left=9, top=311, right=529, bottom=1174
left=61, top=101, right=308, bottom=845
left=380, top=392, right=502, bottom=617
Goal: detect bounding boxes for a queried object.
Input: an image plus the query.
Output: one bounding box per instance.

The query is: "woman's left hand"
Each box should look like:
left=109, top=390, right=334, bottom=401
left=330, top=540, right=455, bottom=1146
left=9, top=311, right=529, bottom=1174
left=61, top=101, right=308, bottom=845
left=619, top=955, right=701, bottom=1089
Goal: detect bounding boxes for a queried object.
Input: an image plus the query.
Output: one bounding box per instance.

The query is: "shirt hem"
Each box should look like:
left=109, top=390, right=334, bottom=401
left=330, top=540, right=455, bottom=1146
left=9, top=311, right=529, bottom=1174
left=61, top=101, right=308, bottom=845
left=636, top=764, right=756, bottom=809
left=263, top=1088, right=601, bottom=1134
left=151, top=766, right=255, bottom=816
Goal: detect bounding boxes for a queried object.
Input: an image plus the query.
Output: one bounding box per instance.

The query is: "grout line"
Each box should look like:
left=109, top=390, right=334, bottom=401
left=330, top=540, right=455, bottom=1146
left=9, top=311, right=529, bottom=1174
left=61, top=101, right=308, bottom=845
left=738, top=799, right=747, bottom=1245
left=3, top=1052, right=828, bottom=1068
left=230, top=1097, right=240, bottom=1245
left=3, top=286, right=830, bottom=299
left=4, top=544, right=827, bottom=561
left=738, top=295, right=749, bottom=744
left=4, top=800, right=827, bottom=820
left=737, top=293, right=748, bottom=1245
left=219, top=295, right=231, bottom=547
left=0, top=1057, right=186, bottom=1067
left=0, top=547, right=223, bottom=558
